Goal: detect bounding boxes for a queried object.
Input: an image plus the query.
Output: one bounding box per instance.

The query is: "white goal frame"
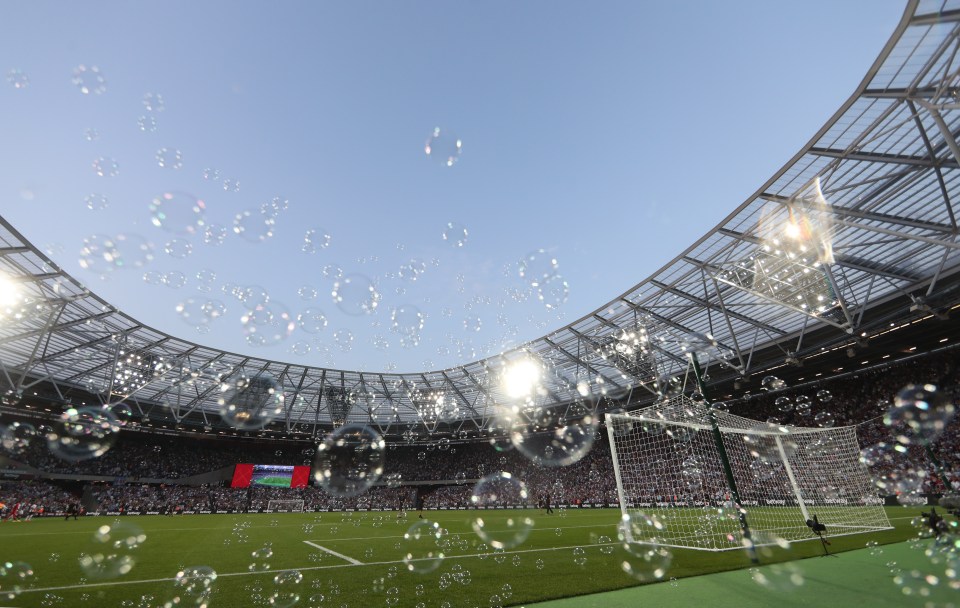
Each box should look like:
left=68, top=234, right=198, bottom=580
left=267, top=499, right=305, bottom=513
left=606, top=403, right=892, bottom=552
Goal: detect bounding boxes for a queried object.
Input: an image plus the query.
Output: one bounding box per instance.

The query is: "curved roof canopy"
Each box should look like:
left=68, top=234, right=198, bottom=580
left=2, top=0, right=960, bottom=438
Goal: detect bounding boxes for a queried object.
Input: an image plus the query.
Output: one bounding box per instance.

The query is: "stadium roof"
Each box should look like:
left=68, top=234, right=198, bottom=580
left=3, top=0, right=960, bottom=438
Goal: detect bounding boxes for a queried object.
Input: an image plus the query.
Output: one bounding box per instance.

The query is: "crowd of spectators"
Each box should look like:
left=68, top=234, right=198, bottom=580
left=0, top=480, right=78, bottom=519
left=1, top=348, right=958, bottom=515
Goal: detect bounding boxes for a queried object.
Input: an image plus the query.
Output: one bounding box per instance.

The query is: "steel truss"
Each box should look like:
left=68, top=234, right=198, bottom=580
left=2, top=1, right=960, bottom=439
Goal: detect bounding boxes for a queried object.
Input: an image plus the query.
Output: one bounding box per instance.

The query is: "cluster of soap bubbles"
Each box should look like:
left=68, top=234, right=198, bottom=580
left=518, top=250, right=569, bottom=310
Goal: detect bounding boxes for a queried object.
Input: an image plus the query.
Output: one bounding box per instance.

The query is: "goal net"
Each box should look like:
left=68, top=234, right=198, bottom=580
left=267, top=499, right=305, bottom=513
left=606, top=398, right=891, bottom=551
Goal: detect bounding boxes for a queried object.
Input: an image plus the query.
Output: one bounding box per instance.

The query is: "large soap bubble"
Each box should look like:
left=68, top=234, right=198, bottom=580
left=217, top=374, right=284, bottom=430
left=470, top=472, right=534, bottom=549
left=46, top=406, right=120, bottom=461
left=510, top=402, right=598, bottom=467
left=313, top=424, right=385, bottom=497
left=79, top=522, right=147, bottom=579
left=617, top=513, right=672, bottom=582
left=886, top=384, right=956, bottom=445
left=403, top=520, right=446, bottom=573
left=0, top=561, right=34, bottom=601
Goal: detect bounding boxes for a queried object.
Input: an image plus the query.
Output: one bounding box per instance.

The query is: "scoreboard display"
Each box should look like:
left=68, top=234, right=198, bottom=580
left=230, top=464, right=310, bottom=488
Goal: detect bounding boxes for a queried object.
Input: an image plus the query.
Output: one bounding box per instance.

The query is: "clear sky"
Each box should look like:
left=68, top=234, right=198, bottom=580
left=0, top=0, right=906, bottom=373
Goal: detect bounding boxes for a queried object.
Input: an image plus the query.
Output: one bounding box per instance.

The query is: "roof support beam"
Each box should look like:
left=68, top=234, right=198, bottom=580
left=807, top=146, right=957, bottom=169
left=650, top=279, right=786, bottom=336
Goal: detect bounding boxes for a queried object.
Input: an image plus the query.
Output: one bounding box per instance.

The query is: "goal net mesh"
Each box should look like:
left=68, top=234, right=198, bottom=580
left=267, top=499, right=305, bottom=512
left=606, top=397, right=891, bottom=551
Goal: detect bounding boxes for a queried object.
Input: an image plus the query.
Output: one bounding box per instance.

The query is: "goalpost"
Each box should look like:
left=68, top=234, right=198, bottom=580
left=267, top=499, right=305, bottom=513
left=606, top=398, right=891, bottom=551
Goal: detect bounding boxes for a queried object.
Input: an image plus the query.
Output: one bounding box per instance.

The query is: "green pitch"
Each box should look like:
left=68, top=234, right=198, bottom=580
left=0, top=507, right=940, bottom=607
left=252, top=476, right=294, bottom=487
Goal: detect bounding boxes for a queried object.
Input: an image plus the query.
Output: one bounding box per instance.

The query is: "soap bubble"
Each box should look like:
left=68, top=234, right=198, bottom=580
left=0, top=561, right=34, bottom=600
left=302, top=228, right=331, bottom=254
left=150, top=192, right=206, bottom=236
left=84, top=193, right=110, bottom=211
left=46, top=406, right=120, bottom=461
left=391, top=305, right=424, bottom=337
left=332, top=274, right=380, bottom=316
left=425, top=127, right=462, bottom=167
left=761, top=376, right=787, bottom=391
left=1, top=422, right=37, bottom=454
left=617, top=513, right=672, bottom=582
left=6, top=69, right=29, bottom=90
left=233, top=209, right=275, bottom=243
left=164, top=238, right=192, bottom=259
left=270, top=570, right=302, bottom=608
left=511, top=403, right=598, bottom=467
left=78, top=522, right=146, bottom=579
left=202, top=223, right=227, bottom=246
left=137, top=115, right=158, bottom=132
left=886, top=384, right=955, bottom=445
left=313, top=424, right=385, bottom=497
left=403, top=520, right=446, bottom=573
left=518, top=250, right=558, bottom=288
left=92, top=157, right=119, bottom=177
left=537, top=275, right=569, bottom=310
left=333, top=329, right=354, bottom=352
left=442, top=222, right=468, bottom=247
left=155, top=148, right=183, bottom=170
left=142, top=92, right=165, bottom=112
left=470, top=472, right=534, bottom=549
left=172, top=566, right=217, bottom=604
left=72, top=65, right=106, bottom=95
left=241, top=302, right=295, bottom=347
left=298, top=308, right=328, bottom=334
left=217, top=374, right=284, bottom=430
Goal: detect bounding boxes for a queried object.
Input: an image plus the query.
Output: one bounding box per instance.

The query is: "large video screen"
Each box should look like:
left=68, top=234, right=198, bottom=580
left=231, top=464, right=310, bottom=488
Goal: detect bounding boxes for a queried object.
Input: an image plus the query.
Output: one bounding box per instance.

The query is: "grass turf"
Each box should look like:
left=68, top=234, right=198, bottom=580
left=0, top=506, right=935, bottom=607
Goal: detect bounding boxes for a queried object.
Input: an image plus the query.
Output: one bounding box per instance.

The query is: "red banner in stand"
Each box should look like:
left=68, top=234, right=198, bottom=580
left=230, top=463, right=255, bottom=488
left=291, top=466, right=310, bottom=488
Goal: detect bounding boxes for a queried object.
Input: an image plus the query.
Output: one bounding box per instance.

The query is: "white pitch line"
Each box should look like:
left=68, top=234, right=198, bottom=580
left=16, top=540, right=621, bottom=594
left=303, top=540, right=364, bottom=565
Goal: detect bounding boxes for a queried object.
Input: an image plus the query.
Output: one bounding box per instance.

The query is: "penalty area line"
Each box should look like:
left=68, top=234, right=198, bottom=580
left=303, top=540, right=364, bottom=565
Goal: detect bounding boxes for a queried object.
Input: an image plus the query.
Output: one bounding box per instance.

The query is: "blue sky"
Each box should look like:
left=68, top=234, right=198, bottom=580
left=0, top=0, right=906, bottom=372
